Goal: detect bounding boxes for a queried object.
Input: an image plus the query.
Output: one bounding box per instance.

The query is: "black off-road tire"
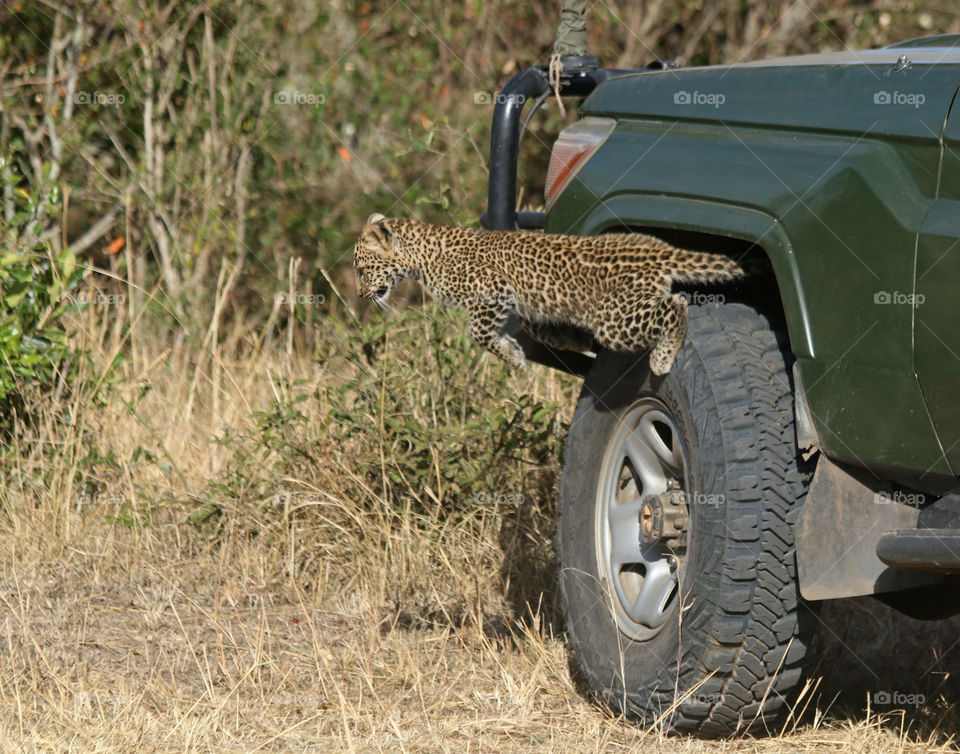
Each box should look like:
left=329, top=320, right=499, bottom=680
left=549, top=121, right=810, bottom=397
left=558, top=303, right=813, bottom=736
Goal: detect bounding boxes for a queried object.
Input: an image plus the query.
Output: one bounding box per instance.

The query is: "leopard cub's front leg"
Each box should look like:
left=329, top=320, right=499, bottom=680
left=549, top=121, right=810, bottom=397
left=467, top=289, right=526, bottom=369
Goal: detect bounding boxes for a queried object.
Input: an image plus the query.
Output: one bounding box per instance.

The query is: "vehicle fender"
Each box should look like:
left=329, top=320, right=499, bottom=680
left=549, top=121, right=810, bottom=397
left=572, top=193, right=814, bottom=359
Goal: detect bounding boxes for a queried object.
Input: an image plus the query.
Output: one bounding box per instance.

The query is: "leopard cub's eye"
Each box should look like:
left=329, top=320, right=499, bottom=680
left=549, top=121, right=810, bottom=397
left=356, top=266, right=366, bottom=277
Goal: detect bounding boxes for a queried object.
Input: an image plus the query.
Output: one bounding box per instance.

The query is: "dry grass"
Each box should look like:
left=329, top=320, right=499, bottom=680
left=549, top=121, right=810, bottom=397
left=1, top=302, right=959, bottom=752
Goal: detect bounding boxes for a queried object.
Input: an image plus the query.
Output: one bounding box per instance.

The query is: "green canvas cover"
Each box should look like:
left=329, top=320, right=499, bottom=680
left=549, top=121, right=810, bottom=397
left=554, top=0, right=588, bottom=55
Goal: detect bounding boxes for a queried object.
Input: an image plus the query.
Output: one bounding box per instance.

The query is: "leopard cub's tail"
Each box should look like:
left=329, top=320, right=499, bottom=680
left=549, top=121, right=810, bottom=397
left=666, top=249, right=761, bottom=285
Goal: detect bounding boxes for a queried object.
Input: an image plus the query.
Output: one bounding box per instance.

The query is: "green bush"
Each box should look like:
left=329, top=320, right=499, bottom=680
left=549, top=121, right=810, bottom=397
left=323, top=304, right=565, bottom=512
left=194, top=303, right=569, bottom=524
left=0, top=156, right=82, bottom=410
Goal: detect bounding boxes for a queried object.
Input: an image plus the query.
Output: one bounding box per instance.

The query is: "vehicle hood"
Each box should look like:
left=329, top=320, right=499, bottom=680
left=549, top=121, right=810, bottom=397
left=583, top=36, right=960, bottom=140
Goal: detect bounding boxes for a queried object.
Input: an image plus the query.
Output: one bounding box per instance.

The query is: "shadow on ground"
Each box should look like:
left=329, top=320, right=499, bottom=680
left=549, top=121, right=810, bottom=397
left=807, top=593, right=960, bottom=740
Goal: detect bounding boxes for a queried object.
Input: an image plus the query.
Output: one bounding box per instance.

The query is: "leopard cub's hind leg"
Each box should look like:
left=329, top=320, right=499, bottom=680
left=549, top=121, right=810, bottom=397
left=467, top=288, right=526, bottom=369
left=591, top=291, right=689, bottom=376
left=648, top=293, right=688, bottom=375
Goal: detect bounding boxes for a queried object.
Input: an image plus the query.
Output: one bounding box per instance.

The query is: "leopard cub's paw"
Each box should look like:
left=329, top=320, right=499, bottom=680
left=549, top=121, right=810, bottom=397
left=648, top=344, right=678, bottom=375
left=499, top=335, right=527, bottom=370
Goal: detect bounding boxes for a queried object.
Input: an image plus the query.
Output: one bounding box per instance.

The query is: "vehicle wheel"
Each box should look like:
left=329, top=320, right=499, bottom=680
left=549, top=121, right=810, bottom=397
left=558, top=303, right=813, bottom=736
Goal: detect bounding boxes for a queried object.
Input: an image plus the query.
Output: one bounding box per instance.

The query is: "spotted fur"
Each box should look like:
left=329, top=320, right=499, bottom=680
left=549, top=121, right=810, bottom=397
left=353, top=214, right=746, bottom=375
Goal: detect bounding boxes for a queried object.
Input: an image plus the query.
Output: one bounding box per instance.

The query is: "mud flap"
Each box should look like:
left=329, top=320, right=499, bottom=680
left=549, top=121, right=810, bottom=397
left=794, top=456, right=942, bottom=600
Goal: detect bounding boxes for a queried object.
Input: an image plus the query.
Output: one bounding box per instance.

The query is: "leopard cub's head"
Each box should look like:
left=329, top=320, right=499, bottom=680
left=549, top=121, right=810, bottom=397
left=353, top=213, right=408, bottom=304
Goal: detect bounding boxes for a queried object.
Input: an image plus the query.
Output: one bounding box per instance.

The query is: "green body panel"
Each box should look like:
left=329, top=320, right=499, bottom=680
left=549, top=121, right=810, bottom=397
left=546, top=44, right=960, bottom=479
left=915, top=99, right=960, bottom=470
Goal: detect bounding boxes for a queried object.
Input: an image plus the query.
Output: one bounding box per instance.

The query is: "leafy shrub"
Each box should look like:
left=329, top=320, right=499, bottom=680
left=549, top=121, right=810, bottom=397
left=323, top=304, right=565, bottom=513
left=0, top=157, right=82, bottom=412
left=196, top=303, right=569, bottom=525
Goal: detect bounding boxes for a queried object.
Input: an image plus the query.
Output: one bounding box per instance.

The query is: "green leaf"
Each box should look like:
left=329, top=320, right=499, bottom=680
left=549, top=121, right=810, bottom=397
left=4, top=290, right=26, bottom=308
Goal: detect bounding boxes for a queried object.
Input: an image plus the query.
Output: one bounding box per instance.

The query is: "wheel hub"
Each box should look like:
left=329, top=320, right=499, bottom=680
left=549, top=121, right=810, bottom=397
left=639, top=481, right=688, bottom=546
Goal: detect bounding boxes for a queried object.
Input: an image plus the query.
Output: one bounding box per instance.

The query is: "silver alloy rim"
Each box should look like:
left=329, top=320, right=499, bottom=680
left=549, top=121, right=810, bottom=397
left=595, top=398, right=690, bottom=641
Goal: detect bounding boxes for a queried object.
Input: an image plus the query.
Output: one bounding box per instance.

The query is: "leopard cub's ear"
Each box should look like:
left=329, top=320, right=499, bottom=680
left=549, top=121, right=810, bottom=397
left=362, top=213, right=394, bottom=250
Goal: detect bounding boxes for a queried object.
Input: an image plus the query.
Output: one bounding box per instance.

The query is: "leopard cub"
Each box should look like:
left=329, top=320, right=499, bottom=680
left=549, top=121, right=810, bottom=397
left=353, top=214, right=745, bottom=375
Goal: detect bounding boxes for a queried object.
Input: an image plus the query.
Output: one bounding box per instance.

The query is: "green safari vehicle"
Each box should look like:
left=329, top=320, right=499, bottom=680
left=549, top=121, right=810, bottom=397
left=481, top=35, right=960, bottom=735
